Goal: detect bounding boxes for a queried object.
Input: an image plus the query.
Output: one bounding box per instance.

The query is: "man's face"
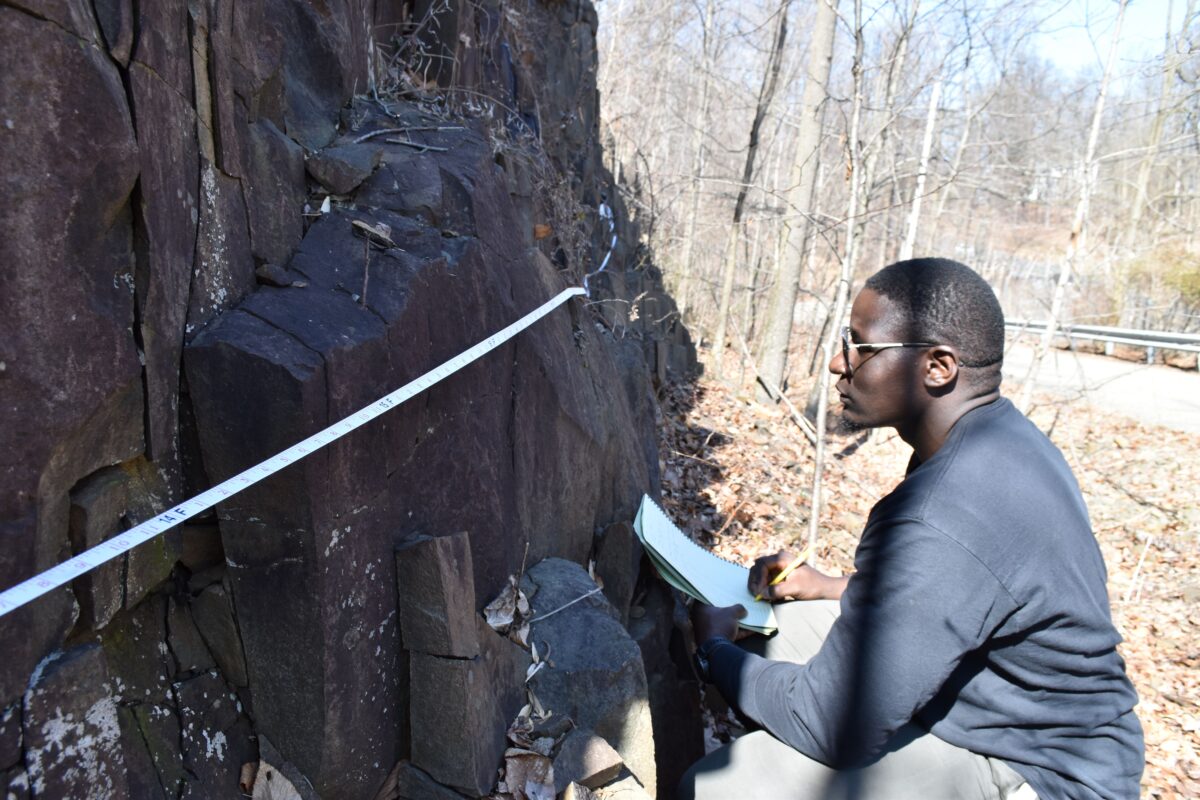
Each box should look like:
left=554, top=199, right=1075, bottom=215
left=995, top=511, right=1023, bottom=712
left=829, top=289, right=925, bottom=432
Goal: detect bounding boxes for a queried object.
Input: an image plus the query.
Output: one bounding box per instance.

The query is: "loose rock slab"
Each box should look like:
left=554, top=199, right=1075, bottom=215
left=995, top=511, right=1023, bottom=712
left=409, top=617, right=528, bottom=796
left=395, top=532, right=479, bottom=658
left=525, top=559, right=656, bottom=796
left=552, top=729, right=624, bottom=792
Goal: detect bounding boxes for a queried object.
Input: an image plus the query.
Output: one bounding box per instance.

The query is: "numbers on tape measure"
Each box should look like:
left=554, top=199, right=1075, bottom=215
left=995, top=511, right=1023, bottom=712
left=0, top=285, right=583, bottom=619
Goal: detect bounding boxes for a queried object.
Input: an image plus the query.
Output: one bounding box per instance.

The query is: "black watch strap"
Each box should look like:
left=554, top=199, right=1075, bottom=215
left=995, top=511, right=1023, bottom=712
left=693, top=637, right=729, bottom=683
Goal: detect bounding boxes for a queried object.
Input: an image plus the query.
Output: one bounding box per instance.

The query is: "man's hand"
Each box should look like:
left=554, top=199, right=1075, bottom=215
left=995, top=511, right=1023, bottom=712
left=691, top=602, right=748, bottom=644
left=748, top=550, right=849, bottom=602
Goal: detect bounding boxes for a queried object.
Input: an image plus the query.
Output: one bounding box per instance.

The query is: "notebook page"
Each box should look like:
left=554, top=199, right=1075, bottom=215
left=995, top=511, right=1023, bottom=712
left=634, top=495, right=777, bottom=633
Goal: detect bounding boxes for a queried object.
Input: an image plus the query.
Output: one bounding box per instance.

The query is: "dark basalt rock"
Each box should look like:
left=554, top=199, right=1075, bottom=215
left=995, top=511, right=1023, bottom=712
left=395, top=533, right=480, bottom=658
left=306, top=143, right=383, bottom=195
left=0, top=703, right=19, bottom=772
left=190, top=582, right=249, bottom=687
left=168, top=595, right=216, bottom=676
left=101, top=593, right=189, bottom=797
left=68, top=468, right=131, bottom=630
left=175, top=670, right=255, bottom=794
left=22, top=645, right=129, bottom=797
left=0, top=5, right=142, bottom=704
left=129, top=56, right=200, bottom=472
left=409, top=618, right=529, bottom=796
left=187, top=160, right=257, bottom=341
left=525, top=559, right=655, bottom=796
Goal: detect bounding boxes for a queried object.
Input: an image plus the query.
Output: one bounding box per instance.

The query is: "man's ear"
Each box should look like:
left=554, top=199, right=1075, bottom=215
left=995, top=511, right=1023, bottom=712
left=924, top=346, right=959, bottom=388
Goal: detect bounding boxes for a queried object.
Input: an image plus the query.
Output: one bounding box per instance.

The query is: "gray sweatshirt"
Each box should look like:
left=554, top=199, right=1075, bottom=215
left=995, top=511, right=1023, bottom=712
left=706, top=398, right=1143, bottom=799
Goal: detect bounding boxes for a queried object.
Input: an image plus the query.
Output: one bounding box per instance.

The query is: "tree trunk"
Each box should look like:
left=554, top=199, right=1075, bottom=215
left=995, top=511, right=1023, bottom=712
left=1125, top=0, right=1194, bottom=246
left=925, top=102, right=974, bottom=253
left=712, top=0, right=793, bottom=378
left=1017, top=0, right=1128, bottom=414
left=755, top=0, right=840, bottom=398
left=899, top=77, right=942, bottom=261
left=677, top=0, right=718, bottom=318
left=808, top=0, right=866, bottom=561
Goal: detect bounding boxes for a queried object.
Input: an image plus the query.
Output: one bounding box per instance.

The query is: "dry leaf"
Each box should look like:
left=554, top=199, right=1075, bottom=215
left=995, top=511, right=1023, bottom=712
left=351, top=218, right=395, bottom=247
left=485, top=575, right=521, bottom=632
left=239, top=762, right=258, bottom=794
left=504, top=749, right=555, bottom=800
left=251, top=762, right=303, bottom=800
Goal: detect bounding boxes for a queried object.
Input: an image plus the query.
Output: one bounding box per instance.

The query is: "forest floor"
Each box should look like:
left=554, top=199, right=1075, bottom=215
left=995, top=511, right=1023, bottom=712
left=655, top=366, right=1200, bottom=799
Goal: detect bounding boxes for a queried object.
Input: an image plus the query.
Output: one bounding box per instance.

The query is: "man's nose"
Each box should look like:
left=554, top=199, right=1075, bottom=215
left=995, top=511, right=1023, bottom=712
left=829, top=348, right=849, bottom=376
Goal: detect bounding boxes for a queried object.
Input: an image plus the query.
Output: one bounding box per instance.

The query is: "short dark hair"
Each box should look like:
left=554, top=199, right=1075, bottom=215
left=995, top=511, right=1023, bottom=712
left=864, top=258, right=1005, bottom=377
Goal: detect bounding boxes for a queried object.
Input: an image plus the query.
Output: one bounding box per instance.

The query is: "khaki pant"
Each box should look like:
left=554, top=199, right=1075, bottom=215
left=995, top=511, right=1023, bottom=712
left=679, top=601, right=1036, bottom=800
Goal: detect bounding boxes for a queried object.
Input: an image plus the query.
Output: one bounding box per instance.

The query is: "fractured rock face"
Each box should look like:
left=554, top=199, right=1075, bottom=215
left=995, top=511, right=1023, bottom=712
left=184, top=103, right=660, bottom=795
left=190, top=582, right=249, bottom=687
left=0, top=4, right=143, bottom=704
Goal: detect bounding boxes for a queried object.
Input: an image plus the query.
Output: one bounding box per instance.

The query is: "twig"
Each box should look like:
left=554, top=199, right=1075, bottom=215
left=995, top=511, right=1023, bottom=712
left=1122, top=536, right=1153, bottom=604
left=353, top=127, right=412, bottom=143
left=671, top=449, right=720, bottom=467
left=361, top=236, right=370, bottom=306
left=516, top=541, right=531, bottom=587
left=731, top=326, right=818, bottom=445
left=529, top=587, right=602, bottom=623
left=385, top=137, right=449, bottom=153
left=712, top=498, right=750, bottom=540
left=1098, top=473, right=1177, bottom=519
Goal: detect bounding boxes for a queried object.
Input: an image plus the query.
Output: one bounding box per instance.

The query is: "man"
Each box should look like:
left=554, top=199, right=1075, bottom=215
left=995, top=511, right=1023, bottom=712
left=682, top=259, right=1143, bottom=799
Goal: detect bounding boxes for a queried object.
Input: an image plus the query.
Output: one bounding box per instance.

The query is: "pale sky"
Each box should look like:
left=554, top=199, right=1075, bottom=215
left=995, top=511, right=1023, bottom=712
left=1037, top=0, right=1176, bottom=76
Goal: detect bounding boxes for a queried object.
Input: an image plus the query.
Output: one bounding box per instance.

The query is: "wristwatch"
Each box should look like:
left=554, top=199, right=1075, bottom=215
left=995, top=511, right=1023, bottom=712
left=693, top=637, right=729, bottom=683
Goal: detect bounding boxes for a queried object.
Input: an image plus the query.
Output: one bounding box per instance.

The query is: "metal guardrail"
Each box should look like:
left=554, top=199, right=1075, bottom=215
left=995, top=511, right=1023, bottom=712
left=1006, top=319, right=1200, bottom=364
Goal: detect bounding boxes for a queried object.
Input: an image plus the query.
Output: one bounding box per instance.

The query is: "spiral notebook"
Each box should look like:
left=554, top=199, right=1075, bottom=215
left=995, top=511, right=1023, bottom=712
left=633, top=495, right=778, bottom=635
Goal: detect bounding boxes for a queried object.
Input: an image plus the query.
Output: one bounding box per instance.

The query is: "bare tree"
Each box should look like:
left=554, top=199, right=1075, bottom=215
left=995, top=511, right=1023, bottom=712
left=1125, top=0, right=1196, bottom=245
left=711, top=0, right=794, bottom=378
left=808, top=0, right=867, bottom=558
left=1018, top=0, right=1129, bottom=414
left=899, top=76, right=942, bottom=260
left=757, top=0, right=840, bottom=401
left=676, top=0, right=720, bottom=317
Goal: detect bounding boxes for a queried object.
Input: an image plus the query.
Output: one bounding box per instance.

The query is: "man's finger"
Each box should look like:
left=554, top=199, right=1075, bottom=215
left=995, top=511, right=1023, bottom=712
left=733, top=604, right=748, bottom=620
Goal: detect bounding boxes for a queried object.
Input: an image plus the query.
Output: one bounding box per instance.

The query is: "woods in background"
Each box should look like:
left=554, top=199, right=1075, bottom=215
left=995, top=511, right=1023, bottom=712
left=596, top=0, right=1200, bottom=391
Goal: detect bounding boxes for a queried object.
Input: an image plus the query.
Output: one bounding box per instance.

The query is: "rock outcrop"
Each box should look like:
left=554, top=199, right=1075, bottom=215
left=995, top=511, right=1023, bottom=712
left=0, top=1, right=698, bottom=797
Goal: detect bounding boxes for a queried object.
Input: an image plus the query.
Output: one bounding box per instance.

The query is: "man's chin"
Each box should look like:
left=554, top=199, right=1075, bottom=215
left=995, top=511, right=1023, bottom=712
left=835, top=412, right=868, bottom=435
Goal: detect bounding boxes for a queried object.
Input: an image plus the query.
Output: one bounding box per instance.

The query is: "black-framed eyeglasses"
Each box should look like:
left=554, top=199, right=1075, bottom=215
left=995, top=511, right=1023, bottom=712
left=839, top=326, right=935, bottom=379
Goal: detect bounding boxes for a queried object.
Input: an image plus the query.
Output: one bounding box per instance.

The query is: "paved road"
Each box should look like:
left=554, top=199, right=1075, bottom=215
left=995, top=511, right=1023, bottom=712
left=1003, top=343, right=1200, bottom=434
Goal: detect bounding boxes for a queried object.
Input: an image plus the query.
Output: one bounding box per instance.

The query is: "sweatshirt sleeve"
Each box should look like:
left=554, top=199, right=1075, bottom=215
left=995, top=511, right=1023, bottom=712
left=707, top=520, right=1017, bottom=768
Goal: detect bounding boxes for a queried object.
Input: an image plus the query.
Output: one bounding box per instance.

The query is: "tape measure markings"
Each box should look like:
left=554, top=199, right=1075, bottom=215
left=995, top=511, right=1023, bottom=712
left=0, top=285, right=587, bottom=617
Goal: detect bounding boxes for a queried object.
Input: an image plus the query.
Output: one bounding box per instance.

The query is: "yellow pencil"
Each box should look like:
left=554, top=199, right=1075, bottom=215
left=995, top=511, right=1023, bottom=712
left=754, top=545, right=813, bottom=601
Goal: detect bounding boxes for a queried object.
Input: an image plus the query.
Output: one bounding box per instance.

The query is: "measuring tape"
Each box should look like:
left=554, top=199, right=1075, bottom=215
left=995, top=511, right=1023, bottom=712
left=583, top=202, right=616, bottom=297
left=0, top=285, right=589, bottom=618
